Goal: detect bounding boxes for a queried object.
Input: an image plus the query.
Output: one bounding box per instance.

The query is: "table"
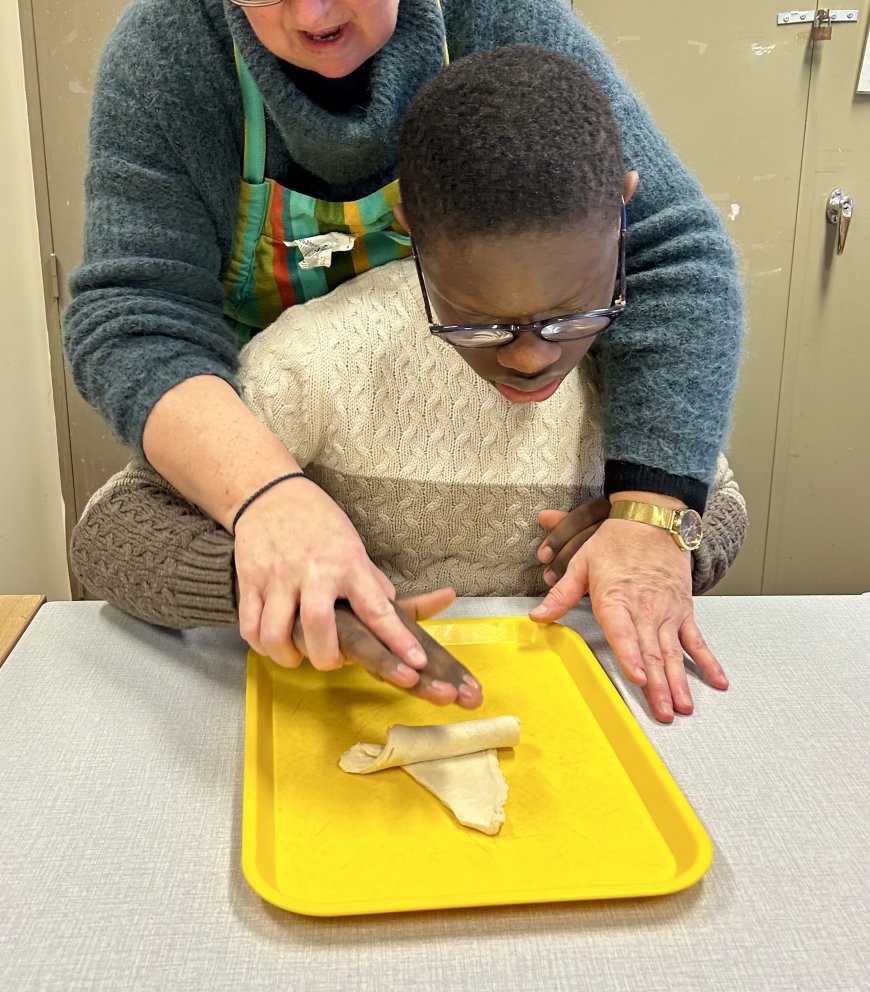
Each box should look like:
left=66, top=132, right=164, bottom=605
left=0, top=597, right=867, bottom=992
left=0, top=594, right=44, bottom=665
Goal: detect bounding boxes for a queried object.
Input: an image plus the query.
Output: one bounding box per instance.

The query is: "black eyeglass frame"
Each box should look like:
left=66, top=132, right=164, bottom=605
left=410, top=200, right=628, bottom=349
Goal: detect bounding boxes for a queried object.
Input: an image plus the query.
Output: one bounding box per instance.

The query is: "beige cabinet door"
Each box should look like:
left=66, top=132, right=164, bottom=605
left=763, top=13, right=870, bottom=593
left=578, top=1, right=870, bottom=594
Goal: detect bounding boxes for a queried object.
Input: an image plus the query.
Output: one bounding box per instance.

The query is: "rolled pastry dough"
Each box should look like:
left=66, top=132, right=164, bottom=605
left=340, top=716, right=520, bottom=835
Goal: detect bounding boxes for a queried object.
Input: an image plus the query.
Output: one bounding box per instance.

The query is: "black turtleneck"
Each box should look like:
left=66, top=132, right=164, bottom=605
left=280, top=58, right=372, bottom=114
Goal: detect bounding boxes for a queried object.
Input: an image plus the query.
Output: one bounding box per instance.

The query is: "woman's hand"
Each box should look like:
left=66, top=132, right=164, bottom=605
left=531, top=513, right=728, bottom=723
left=289, top=589, right=483, bottom=708
left=234, top=475, right=436, bottom=676
left=142, top=377, right=468, bottom=699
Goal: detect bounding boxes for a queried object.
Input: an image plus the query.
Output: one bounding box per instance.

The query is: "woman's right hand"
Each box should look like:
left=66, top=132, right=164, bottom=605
left=233, top=477, right=482, bottom=707
left=142, top=377, right=480, bottom=704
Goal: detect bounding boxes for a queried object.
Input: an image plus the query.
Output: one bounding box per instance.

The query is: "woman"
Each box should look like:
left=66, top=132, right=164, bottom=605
left=65, top=0, right=743, bottom=713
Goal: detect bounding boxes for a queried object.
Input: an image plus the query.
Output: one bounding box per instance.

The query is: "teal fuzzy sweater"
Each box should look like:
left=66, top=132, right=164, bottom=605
left=64, top=0, right=743, bottom=507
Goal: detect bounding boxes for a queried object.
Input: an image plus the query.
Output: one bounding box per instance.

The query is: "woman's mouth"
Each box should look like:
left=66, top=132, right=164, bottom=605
left=302, top=25, right=345, bottom=43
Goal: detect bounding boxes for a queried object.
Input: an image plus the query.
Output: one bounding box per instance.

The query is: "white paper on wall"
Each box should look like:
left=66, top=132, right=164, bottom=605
left=858, top=23, right=870, bottom=93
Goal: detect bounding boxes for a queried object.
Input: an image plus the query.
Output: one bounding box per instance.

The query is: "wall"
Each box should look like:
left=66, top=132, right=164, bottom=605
left=0, top=2, right=70, bottom=600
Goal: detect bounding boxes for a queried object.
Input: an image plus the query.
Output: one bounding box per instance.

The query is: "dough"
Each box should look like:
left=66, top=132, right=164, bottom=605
left=401, top=749, right=510, bottom=835
left=340, top=716, right=520, bottom=835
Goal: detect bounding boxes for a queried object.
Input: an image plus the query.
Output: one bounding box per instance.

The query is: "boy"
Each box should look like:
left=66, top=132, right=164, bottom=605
left=72, top=47, right=745, bottom=722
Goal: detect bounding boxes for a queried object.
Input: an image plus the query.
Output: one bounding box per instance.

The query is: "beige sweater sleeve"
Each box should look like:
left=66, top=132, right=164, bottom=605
left=69, top=461, right=239, bottom=629
left=692, top=453, right=747, bottom=595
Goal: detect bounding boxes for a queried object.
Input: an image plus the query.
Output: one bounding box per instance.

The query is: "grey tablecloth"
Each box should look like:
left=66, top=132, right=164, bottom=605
left=0, top=597, right=867, bottom=992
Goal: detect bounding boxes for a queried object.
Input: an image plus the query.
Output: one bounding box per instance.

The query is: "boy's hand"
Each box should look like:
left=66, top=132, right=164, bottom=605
left=288, top=588, right=483, bottom=709
left=531, top=517, right=728, bottom=723
left=537, top=497, right=611, bottom=584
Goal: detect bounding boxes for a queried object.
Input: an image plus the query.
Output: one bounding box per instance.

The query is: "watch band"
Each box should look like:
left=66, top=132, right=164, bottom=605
left=609, top=501, right=678, bottom=531
left=608, top=500, right=703, bottom=552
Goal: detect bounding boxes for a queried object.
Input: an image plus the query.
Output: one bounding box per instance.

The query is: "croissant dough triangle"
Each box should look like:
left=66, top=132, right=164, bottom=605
left=401, top=749, right=509, bottom=835
left=339, top=716, right=520, bottom=835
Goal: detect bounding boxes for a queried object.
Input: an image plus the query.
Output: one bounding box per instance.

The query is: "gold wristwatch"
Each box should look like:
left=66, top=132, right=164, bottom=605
left=609, top=501, right=703, bottom=552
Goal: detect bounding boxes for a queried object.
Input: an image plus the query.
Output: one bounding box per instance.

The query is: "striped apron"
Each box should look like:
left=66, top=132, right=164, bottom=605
left=221, top=51, right=417, bottom=345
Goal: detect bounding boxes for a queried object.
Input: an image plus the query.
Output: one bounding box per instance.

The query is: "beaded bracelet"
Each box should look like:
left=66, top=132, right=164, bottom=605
left=231, top=472, right=311, bottom=535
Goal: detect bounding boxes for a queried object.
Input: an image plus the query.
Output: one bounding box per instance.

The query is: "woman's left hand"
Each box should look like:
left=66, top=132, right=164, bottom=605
left=532, top=514, right=729, bottom=723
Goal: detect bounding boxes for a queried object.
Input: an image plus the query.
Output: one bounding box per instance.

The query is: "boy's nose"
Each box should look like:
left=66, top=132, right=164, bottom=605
left=496, top=332, right=562, bottom=375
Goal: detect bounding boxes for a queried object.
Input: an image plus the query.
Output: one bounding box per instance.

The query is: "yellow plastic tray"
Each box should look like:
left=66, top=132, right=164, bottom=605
left=242, top=617, right=712, bottom=916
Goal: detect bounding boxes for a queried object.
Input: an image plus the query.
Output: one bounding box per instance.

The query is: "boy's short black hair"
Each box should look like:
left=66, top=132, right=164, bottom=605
left=399, top=45, right=624, bottom=248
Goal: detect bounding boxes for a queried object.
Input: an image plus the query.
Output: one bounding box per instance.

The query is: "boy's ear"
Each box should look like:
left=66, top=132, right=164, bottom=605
left=393, top=202, right=409, bottom=231
left=623, top=170, right=640, bottom=206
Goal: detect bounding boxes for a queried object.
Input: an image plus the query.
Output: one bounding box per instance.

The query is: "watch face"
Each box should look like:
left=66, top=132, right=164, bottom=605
left=678, top=510, right=703, bottom=549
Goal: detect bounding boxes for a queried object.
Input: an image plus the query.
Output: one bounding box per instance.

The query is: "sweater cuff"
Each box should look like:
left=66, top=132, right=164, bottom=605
left=691, top=485, right=748, bottom=594
left=604, top=460, right=708, bottom=515
left=172, top=530, right=239, bottom=628
left=70, top=461, right=239, bottom=630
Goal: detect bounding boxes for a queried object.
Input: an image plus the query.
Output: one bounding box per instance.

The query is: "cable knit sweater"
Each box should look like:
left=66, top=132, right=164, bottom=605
left=64, top=0, right=743, bottom=507
left=70, top=260, right=747, bottom=629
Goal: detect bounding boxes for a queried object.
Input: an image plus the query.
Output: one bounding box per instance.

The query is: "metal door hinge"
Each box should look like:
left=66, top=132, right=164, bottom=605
left=777, top=9, right=858, bottom=25
left=48, top=252, right=60, bottom=301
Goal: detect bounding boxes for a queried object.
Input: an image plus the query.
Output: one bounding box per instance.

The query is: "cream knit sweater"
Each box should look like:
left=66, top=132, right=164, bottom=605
left=241, top=259, right=607, bottom=596
left=71, top=260, right=746, bottom=628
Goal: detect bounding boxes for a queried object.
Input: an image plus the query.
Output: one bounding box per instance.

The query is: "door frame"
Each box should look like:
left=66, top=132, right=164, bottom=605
left=17, top=0, right=82, bottom=596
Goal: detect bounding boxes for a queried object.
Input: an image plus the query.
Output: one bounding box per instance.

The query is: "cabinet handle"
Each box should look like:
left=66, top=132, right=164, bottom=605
left=827, top=188, right=854, bottom=255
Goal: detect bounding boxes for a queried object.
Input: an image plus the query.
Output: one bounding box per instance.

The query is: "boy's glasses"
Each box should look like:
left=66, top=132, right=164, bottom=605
left=411, top=201, right=627, bottom=350
left=229, top=0, right=284, bottom=7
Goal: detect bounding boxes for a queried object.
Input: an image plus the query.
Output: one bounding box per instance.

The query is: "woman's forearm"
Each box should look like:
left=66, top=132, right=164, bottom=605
left=142, top=374, right=300, bottom=532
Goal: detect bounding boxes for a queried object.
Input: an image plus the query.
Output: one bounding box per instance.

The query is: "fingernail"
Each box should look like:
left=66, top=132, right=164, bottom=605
left=529, top=606, right=548, bottom=619
left=462, top=674, right=480, bottom=691
left=458, top=683, right=476, bottom=700
left=396, top=663, right=418, bottom=681
left=538, top=546, right=553, bottom=563
left=407, top=646, right=427, bottom=668
left=429, top=680, right=452, bottom=693
left=657, top=699, right=674, bottom=720
left=543, top=570, right=556, bottom=586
